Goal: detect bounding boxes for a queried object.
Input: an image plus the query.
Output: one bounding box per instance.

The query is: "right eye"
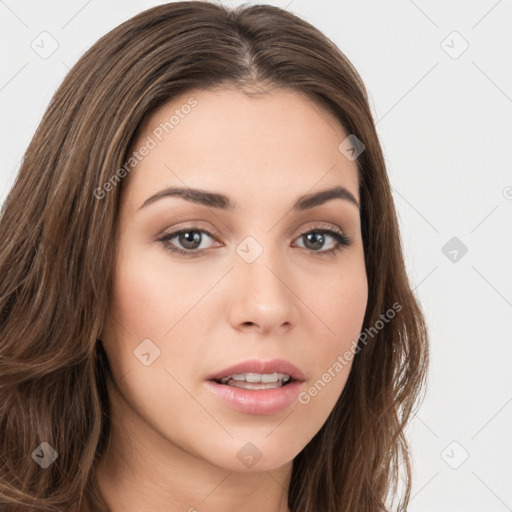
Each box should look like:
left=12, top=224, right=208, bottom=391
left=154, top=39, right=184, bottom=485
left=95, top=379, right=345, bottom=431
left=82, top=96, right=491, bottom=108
left=157, top=226, right=220, bottom=256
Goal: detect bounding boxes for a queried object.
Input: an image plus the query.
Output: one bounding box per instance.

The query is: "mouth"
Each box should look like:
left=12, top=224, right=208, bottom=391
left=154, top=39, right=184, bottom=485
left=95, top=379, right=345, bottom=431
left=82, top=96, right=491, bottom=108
left=206, top=358, right=306, bottom=388
left=203, top=358, right=306, bottom=415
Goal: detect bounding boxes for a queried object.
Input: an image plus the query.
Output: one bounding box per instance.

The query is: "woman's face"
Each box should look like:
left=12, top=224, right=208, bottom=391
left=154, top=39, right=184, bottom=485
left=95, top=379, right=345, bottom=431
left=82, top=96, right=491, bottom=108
left=101, top=86, right=368, bottom=472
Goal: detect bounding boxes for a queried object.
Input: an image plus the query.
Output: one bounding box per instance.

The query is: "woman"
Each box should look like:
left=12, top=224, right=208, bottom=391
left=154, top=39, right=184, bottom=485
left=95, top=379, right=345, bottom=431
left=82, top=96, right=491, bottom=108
left=0, top=2, right=429, bottom=511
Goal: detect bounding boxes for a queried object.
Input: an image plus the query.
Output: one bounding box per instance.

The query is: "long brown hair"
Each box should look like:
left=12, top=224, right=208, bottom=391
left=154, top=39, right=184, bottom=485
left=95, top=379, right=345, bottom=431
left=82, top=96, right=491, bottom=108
left=0, top=2, right=429, bottom=510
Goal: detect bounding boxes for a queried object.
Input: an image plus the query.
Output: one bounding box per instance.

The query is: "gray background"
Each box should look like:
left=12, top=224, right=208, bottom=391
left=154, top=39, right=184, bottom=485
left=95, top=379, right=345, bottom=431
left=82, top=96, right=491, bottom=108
left=1, top=1, right=511, bottom=510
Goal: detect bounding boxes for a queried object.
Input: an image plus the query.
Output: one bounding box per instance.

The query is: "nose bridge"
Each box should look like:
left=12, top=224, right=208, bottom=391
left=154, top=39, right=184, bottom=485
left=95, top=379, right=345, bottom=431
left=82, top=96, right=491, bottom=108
left=228, top=232, right=298, bottom=331
left=237, top=235, right=289, bottom=300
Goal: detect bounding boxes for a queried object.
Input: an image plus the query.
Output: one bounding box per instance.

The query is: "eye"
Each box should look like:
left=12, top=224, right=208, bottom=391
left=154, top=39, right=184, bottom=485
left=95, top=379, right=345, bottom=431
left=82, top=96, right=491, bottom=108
left=293, top=225, right=352, bottom=256
left=157, top=226, right=218, bottom=256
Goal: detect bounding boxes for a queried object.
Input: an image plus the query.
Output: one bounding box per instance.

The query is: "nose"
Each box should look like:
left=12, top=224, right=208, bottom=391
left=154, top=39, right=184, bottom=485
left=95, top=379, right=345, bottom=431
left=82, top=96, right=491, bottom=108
left=227, top=247, right=299, bottom=335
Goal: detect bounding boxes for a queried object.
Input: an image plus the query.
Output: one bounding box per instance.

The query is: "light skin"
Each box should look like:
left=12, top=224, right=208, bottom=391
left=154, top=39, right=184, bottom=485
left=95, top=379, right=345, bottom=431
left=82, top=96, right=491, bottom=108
left=95, top=86, right=368, bottom=512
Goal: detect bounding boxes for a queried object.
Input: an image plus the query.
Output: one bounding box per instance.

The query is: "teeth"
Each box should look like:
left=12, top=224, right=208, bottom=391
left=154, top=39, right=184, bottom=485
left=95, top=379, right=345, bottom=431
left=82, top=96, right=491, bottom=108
left=226, top=381, right=283, bottom=390
left=219, top=372, right=291, bottom=384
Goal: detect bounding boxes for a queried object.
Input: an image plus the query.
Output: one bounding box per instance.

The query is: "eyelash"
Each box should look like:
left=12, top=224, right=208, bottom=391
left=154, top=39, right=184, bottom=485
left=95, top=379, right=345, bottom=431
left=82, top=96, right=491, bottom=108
left=157, top=223, right=352, bottom=258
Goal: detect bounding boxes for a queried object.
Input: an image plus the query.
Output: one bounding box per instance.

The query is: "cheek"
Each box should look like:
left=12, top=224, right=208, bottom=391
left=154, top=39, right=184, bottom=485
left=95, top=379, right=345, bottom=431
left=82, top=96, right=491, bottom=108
left=102, top=246, right=217, bottom=392
left=109, top=250, right=197, bottom=340
left=302, top=255, right=367, bottom=397
left=309, top=256, right=368, bottom=349
left=295, top=272, right=367, bottom=427
left=101, top=251, right=209, bottom=429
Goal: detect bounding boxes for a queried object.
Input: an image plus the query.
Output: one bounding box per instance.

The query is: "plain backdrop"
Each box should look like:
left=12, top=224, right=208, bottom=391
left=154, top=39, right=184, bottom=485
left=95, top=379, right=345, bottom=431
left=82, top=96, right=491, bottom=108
left=1, top=1, right=511, bottom=510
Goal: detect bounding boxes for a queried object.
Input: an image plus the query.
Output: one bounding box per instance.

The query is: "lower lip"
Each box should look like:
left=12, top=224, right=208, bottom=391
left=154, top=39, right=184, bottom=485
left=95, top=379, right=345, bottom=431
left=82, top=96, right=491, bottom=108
left=204, top=379, right=304, bottom=415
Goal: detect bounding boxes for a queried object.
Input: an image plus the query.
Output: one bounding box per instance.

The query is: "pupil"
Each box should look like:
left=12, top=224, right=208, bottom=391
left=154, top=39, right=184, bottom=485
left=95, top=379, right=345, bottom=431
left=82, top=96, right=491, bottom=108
left=305, top=232, right=324, bottom=250
left=180, top=231, right=201, bottom=249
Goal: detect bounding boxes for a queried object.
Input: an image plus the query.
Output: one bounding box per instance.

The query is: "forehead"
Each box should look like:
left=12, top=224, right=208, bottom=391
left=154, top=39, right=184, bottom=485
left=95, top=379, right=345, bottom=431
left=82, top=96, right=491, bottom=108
left=122, top=87, right=360, bottom=211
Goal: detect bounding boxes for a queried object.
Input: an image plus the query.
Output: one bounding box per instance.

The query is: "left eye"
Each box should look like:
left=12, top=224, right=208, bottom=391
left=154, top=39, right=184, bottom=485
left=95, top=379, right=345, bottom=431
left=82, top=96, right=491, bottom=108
left=294, top=230, right=340, bottom=252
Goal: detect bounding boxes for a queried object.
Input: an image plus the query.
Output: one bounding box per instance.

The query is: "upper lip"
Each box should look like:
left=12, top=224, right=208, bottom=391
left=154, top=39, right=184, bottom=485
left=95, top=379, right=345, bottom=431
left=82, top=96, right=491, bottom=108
left=207, top=358, right=306, bottom=382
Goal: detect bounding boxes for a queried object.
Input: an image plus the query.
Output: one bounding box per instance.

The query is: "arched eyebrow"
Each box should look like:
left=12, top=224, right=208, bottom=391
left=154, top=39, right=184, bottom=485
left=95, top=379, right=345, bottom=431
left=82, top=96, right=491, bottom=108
left=138, top=185, right=359, bottom=211
left=293, top=186, right=359, bottom=210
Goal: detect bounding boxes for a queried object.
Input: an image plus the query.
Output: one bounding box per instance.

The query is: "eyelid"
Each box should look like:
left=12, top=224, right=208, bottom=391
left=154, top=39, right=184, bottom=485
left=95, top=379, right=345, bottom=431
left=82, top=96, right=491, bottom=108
left=157, top=221, right=220, bottom=240
left=296, top=222, right=346, bottom=237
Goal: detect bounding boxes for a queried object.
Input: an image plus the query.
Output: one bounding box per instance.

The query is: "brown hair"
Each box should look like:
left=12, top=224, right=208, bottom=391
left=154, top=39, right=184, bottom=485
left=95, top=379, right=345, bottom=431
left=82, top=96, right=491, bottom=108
left=0, top=2, right=429, bottom=511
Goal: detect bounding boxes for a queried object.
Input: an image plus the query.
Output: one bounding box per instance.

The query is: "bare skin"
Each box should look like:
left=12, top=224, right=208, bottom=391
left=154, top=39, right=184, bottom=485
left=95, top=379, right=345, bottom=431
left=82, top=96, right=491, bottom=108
left=95, top=86, right=368, bottom=512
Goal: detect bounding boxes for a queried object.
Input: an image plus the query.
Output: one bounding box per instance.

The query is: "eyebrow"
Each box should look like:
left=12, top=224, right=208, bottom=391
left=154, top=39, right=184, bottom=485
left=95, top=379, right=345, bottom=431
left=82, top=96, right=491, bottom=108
left=138, top=184, right=359, bottom=211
